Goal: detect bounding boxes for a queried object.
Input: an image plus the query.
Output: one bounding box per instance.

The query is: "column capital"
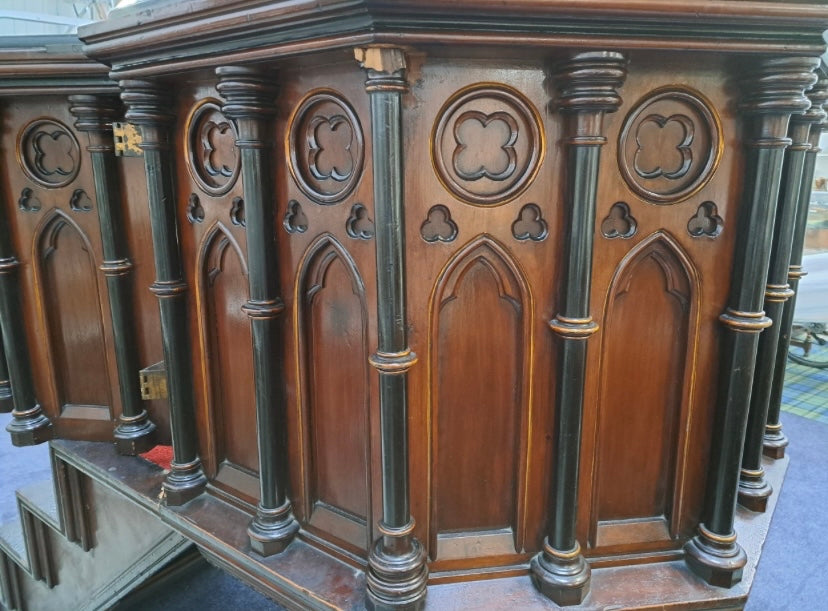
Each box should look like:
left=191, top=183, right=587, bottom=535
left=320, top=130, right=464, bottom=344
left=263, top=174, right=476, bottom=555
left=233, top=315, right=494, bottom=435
left=68, top=94, right=120, bottom=135
left=216, top=66, right=278, bottom=120
left=119, top=79, right=175, bottom=126
left=738, top=57, right=819, bottom=135
left=355, top=46, right=408, bottom=93
left=553, top=51, right=628, bottom=115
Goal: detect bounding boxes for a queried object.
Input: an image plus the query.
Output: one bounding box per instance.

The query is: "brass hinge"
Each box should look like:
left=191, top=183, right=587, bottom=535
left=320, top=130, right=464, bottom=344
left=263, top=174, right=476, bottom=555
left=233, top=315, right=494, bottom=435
left=113, top=122, right=143, bottom=157
left=139, top=361, right=168, bottom=400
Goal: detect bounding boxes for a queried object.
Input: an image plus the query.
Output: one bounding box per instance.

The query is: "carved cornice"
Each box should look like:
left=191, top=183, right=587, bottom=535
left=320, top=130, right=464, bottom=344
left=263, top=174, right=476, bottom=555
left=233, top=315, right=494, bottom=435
left=79, top=2, right=828, bottom=79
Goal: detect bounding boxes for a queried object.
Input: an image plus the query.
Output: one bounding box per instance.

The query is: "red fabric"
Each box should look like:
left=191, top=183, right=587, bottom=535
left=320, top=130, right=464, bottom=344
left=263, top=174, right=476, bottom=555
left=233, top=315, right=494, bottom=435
left=140, top=445, right=173, bottom=471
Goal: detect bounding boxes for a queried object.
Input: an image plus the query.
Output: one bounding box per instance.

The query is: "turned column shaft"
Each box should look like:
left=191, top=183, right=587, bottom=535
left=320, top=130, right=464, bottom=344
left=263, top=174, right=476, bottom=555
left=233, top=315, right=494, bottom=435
left=0, top=328, right=12, bottom=413
left=685, top=56, right=818, bottom=588
left=217, top=66, right=298, bottom=556
left=357, top=46, right=427, bottom=611
left=121, top=80, right=206, bottom=504
left=765, top=72, right=828, bottom=458
left=531, top=51, right=626, bottom=607
left=69, top=94, right=156, bottom=455
left=0, top=184, right=52, bottom=445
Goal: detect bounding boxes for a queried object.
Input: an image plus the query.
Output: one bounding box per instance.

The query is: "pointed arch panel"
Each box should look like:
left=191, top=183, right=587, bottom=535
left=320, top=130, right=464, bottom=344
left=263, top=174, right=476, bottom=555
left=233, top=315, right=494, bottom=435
left=429, top=235, right=532, bottom=561
left=592, top=232, right=699, bottom=549
left=296, top=235, right=371, bottom=553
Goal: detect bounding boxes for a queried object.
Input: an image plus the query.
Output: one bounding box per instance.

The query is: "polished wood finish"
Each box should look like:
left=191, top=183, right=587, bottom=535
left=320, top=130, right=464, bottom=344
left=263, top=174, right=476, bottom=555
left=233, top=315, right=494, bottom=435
left=684, top=56, right=818, bottom=588
left=764, top=70, right=828, bottom=459
left=0, top=2, right=826, bottom=609
left=68, top=94, right=157, bottom=455
left=120, top=79, right=207, bottom=505
left=0, top=328, right=13, bottom=413
left=216, top=66, right=300, bottom=555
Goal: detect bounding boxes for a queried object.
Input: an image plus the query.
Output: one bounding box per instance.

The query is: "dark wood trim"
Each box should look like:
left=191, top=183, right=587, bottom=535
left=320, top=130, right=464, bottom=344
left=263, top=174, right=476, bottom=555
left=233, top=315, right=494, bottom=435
left=530, top=50, right=627, bottom=607
left=0, top=328, right=12, bottom=413
left=684, top=55, right=819, bottom=587
left=357, top=46, right=428, bottom=611
left=764, top=70, right=828, bottom=459
left=120, top=79, right=207, bottom=505
left=216, top=66, right=299, bottom=556
left=0, top=171, right=53, bottom=446
left=69, top=94, right=157, bottom=456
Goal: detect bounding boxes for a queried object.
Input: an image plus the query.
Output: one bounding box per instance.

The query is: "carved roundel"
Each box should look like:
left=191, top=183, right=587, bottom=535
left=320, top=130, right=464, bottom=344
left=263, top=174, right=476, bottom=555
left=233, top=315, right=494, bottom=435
left=17, top=119, right=81, bottom=188
left=288, top=90, right=364, bottom=205
left=618, top=87, right=722, bottom=204
left=185, top=99, right=240, bottom=197
left=432, top=84, right=544, bottom=207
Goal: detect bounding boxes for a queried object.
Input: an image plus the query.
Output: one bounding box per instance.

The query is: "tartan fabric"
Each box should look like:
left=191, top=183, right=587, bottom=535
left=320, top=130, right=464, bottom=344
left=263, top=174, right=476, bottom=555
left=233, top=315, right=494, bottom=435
left=781, top=357, right=828, bottom=424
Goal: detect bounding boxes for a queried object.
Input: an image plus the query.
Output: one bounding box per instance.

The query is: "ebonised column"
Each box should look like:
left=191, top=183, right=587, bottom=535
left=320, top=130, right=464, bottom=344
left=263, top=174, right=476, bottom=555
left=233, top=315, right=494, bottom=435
left=738, top=74, right=822, bottom=511
left=120, top=80, right=207, bottom=504
left=0, top=329, right=12, bottom=413
left=530, top=51, right=627, bottom=606
left=356, top=46, right=427, bottom=611
left=216, top=66, right=299, bottom=555
left=0, top=182, right=52, bottom=445
left=684, top=56, right=818, bottom=587
left=69, top=94, right=157, bottom=455
left=764, top=70, right=828, bottom=459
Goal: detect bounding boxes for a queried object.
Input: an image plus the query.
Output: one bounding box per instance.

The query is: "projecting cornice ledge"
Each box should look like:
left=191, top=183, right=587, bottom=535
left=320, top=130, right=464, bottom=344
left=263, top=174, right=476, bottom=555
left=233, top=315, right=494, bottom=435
left=79, top=0, right=828, bottom=79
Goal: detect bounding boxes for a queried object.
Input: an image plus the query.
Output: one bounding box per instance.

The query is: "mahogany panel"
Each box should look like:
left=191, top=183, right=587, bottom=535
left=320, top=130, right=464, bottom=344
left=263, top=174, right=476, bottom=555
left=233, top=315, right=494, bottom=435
left=429, top=237, right=529, bottom=559
left=197, top=224, right=258, bottom=502
left=592, top=234, right=696, bottom=549
left=297, top=235, right=371, bottom=552
left=35, top=211, right=110, bottom=413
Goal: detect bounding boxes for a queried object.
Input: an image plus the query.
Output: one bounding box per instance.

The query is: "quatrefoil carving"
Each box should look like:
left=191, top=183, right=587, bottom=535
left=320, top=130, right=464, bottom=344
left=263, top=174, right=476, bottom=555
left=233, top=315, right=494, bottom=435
left=308, top=115, right=354, bottom=182
left=18, top=187, right=42, bottom=212
left=69, top=189, right=93, bottom=212
left=634, top=114, right=694, bottom=180
left=186, top=193, right=205, bottom=224
left=283, top=200, right=308, bottom=234
left=346, top=203, right=375, bottom=240
left=452, top=111, right=518, bottom=182
left=687, top=201, right=723, bottom=238
left=601, top=202, right=638, bottom=239
left=420, top=205, right=458, bottom=243
left=230, top=197, right=245, bottom=227
left=511, top=204, right=548, bottom=241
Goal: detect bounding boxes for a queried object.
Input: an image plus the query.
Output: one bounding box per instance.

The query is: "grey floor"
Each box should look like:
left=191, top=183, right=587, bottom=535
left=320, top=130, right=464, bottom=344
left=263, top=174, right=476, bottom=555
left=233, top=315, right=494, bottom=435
left=1, top=410, right=826, bottom=609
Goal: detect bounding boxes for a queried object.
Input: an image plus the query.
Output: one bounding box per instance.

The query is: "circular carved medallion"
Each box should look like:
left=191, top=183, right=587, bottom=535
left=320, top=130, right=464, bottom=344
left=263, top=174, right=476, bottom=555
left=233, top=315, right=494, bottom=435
left=618, top=87, right=722, bottom=204
left=17, top=119, right=81, bottom=188
left=185, top=100, right=240, bottom=196
left=432, top=84, right=543, bottom=206
left=287, top=90, right=364, bottom=204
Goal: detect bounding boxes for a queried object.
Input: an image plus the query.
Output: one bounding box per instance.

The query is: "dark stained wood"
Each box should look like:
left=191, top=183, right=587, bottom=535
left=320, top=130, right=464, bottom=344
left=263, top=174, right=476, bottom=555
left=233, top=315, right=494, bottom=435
left=765, top=70, right=828, bottom=458
left=0, top=328, right=12, bottom=413
left=1, top=3, right=826, bottom=610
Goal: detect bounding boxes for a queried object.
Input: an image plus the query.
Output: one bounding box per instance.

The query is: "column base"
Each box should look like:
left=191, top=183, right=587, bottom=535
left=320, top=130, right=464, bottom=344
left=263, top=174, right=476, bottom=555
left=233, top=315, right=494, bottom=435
left=163, top=458, right=207, bottom=506
left=6, top=407, right=53, bottom=446
left=737, top=467, right=772, bottom=513
left=248, top=501, right=299, bottom=556
left=530, top=539, right=591, bottom=606
left=763, top=427, right=788, bottom=459
left=0, top=383, right=12, bottom=413
left=366, top=533, right=428, bottom=611
left=684, top=525, right=746, bottom=588
left=113, top=413, right=157, bottom=456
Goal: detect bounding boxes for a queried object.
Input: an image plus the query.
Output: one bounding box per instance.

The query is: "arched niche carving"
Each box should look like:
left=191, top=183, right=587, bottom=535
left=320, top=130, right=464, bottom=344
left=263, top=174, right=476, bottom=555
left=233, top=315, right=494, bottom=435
left=590, top=231, right=700, bottom=552
left=427, top=234, right=533, bottom=562
left=195, top=222, right=258, bottom=504
left=294, top=234, right=372, bottom=555
left=33, top=209, right=111, bottom=417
